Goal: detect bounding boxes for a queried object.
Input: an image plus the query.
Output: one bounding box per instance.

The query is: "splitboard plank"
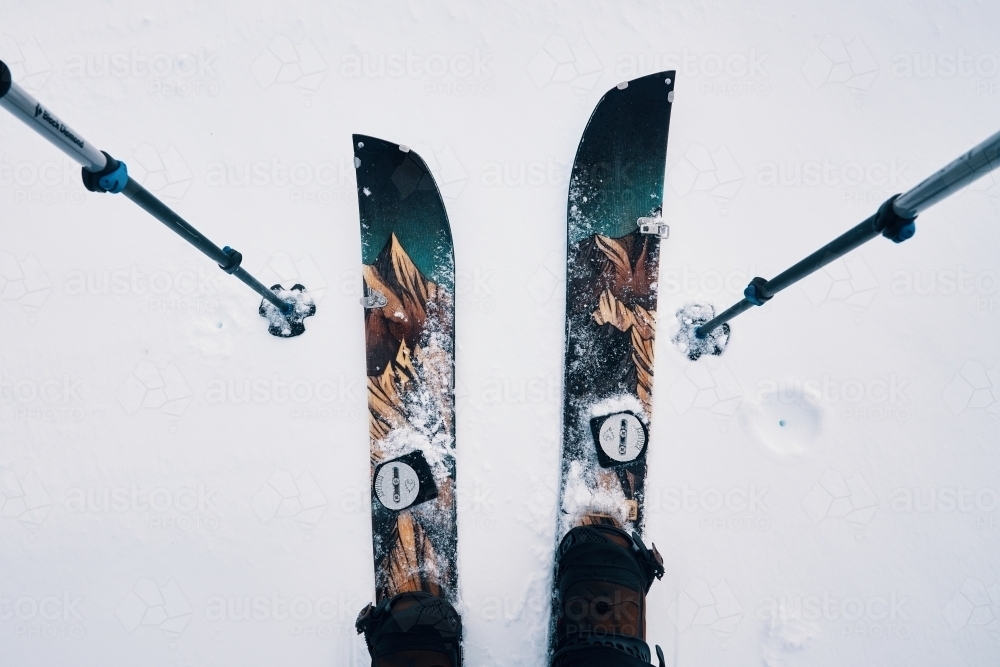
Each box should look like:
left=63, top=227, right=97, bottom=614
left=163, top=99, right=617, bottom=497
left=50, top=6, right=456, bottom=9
left=556, top=72, right=675, bottom=541
left=353, top=135, right=458, bottom=605
left=549, top=69, right=675, bottom=660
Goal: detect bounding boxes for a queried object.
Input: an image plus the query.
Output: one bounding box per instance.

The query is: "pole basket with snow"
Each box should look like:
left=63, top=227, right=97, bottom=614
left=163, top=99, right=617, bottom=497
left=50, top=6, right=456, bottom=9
left=680, top=129, right=1000, bottom=357
left=0, top=59, right=314, bottom=338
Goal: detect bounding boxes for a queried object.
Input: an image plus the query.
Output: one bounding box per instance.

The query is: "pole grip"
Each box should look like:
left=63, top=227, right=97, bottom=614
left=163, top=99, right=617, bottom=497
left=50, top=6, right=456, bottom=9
left=0, top=59, right=107, bottom=171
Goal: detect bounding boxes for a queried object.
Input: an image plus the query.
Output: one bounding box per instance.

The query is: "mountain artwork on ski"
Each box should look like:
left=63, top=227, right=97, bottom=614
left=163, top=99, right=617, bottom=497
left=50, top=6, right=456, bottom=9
left=555, top=72, right=675, bottom=550
left=353, top=135, right=459, bottom=606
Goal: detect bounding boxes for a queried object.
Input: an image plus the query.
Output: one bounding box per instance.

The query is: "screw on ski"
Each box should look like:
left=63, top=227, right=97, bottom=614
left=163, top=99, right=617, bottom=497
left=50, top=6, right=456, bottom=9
left=0, top=59, right=315, bottom=337
left=687, top=129, right=1000, bottom=351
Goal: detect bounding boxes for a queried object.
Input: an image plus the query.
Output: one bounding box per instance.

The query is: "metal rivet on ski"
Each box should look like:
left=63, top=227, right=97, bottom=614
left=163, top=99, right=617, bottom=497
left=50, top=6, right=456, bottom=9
left=398, top=145, right=410, bottom=153
left=638, top=216, right=669, bottom=238
left=360, top=290, right=388, bottom=309
left=617, top=81, right=629, bottom=90
left=590, top=411, right=648, bottom=468
left=372, top=450, right=438, bottom=512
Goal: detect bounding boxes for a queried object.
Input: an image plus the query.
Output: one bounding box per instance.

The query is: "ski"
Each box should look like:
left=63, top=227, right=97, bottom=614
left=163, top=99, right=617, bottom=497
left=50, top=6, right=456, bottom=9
left=550, top=70, right=675, bottom=650
left=352, top=135, right=459, bottom=607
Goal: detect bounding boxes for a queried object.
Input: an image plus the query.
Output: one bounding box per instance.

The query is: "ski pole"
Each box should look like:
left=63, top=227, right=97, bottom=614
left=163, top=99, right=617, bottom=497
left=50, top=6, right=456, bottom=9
left=0, top=59, right=301, bottom=324
left=695, top=129, right=1000, bottom=339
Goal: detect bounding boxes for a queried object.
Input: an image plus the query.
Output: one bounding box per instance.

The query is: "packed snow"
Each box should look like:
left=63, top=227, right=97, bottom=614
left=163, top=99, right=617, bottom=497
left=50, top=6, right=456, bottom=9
left=2, top=2, right=999, bottom=666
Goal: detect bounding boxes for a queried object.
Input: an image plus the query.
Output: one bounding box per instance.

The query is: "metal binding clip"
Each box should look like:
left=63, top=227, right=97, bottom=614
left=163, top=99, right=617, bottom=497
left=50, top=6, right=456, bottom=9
left=637, top=216, right=669, bottom=238
left=360, top=290, right=388, bottom=309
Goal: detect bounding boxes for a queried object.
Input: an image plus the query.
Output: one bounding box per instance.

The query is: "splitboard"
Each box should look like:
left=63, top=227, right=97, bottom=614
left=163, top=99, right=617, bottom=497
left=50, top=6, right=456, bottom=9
left=551, top=70, right=675, bottom=646
left=353, top=135, right=459, bottom=607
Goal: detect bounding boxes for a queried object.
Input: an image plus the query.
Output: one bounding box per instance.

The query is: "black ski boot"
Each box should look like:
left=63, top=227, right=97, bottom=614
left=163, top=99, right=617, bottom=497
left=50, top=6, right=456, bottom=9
left=552, top=524, right=665, bottom=667
left=356, top=592, right=463, bottom=667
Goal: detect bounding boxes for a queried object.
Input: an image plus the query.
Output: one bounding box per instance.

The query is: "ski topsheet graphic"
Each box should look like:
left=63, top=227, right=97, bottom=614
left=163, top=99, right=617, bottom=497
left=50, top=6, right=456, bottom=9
left=353, top=135, right=458, bottom=605
left=556, top=72, right=675, bottom=541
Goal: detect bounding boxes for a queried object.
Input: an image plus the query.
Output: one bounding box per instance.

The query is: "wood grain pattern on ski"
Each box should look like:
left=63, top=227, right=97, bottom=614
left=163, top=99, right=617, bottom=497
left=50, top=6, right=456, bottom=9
left=363, top=233, right=457, bottom=604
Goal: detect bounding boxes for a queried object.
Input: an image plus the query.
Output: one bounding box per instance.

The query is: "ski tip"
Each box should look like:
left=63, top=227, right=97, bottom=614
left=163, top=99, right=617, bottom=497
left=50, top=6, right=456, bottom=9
left=352, top=134, right=409, bottom=154
left=352, top=134, right=433, bottom=174
left=671, top=303, right=730, bottom=361
left=259, top=284, right=316, bottom=338
left=352, top=134, right=445, bottom=210
left=606, top=69, right=675, bottom=95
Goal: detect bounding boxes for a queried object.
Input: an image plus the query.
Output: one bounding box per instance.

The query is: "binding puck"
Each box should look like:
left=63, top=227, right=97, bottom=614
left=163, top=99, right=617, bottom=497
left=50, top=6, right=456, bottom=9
left=372, top=450, right=438, bottom=511
left=590, top=411, right=648, bottom=468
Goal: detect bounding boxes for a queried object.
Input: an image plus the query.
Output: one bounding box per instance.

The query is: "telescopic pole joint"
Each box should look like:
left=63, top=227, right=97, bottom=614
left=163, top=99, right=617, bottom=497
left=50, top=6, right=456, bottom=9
left=81, top=151, right=129, bottom=194
left=743, top=276, right=772, bottom=307
left=876, top=194, right=917, bottom=244
left=218, top=246, right=244, bottom=274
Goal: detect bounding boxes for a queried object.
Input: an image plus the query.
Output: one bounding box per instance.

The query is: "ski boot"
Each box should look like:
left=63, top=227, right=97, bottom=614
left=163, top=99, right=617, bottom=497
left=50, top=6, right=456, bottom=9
left=356, top=592, right=462, bottom=667
left=552, top=524, right=666, bottom=667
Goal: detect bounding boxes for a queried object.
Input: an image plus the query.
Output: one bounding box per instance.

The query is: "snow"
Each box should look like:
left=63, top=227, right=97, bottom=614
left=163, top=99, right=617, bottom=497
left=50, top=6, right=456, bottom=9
left=671, top=302, right=731, bottom=360
left=2, top=2, right=999, bottom=666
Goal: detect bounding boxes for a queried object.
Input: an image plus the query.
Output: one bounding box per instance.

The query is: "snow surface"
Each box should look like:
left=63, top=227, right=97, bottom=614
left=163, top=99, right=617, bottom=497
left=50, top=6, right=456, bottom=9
left=2, top=2, right=1000, bottom=666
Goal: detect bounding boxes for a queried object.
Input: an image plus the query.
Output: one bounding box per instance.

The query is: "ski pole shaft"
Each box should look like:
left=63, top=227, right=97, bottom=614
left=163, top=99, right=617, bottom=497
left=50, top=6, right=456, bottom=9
left=0, top=59, right=290, bottom=315
left=894, top=129, right=1000, bottom=218
left=695, top=129, right=1000, bottom=339
left=121, top=179, right=288, bottom=312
